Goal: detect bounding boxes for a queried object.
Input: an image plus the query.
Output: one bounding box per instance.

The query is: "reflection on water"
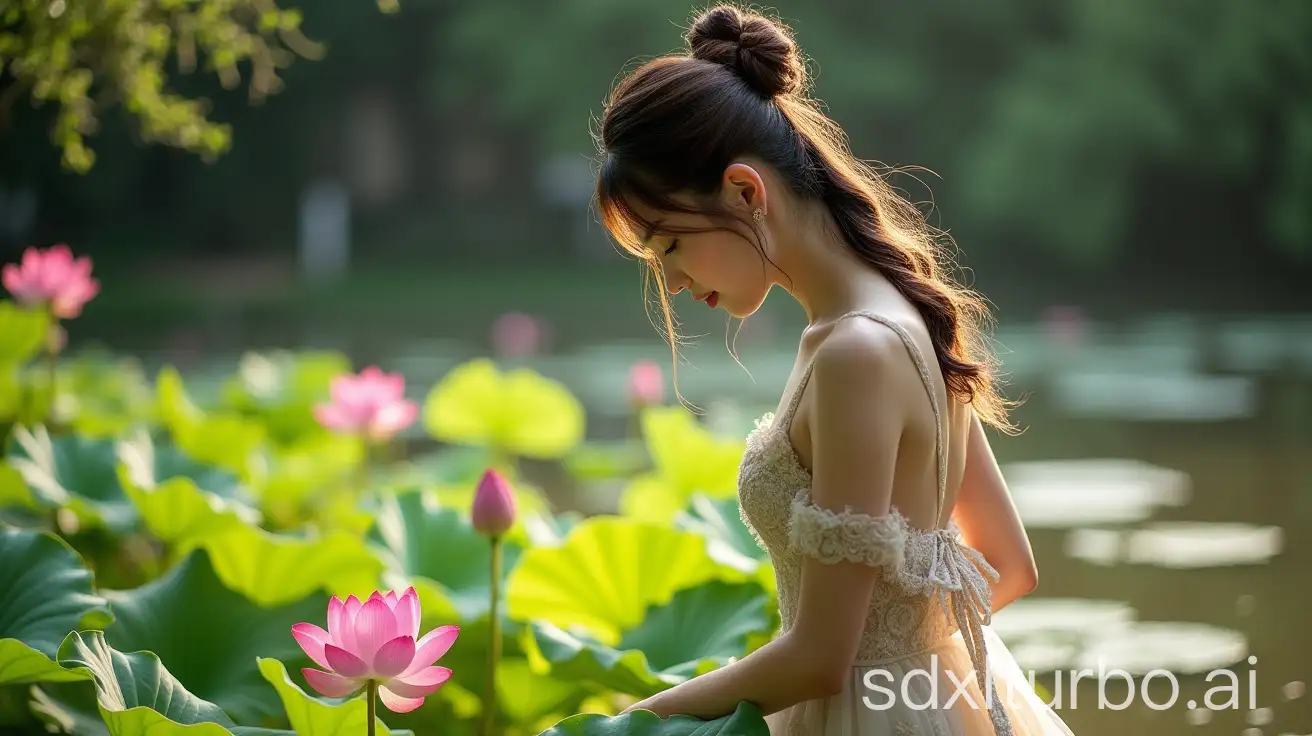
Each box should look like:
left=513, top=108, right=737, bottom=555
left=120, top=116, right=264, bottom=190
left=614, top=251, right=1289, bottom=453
left=1002, top=459, right=1190, bottom=528
left=1067, top=523, right=1284, bottom=568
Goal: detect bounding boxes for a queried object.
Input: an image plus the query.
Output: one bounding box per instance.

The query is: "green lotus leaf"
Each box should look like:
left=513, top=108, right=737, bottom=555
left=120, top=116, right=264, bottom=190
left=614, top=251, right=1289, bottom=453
left=423, top=358, right=585, bottom=459
left=101, top=548, right=328, bottom=724
left=506, top=517, right=751, bottom=646
left=0, top=362, right=23, bottom=422
left=258, top=433, right=363, bottom=516
left=55, top=630, right=238, bottom=733
left=540, top=699, right=770, bottom=735
left=496, top=657, right=587, bottom=728
left=257, top=657, right=414, bottom=736
left=55, top=350, right=158, bottom=439
left=156, top=366, right=267, bottom=480
left=370, top=490, right=522, bottom=623
left=0, top=462, right=37, bottom=511
left=562, top=438, right=650, bottom=481
left=222, top=349, right=352, bottom=447
left=675, top=494, right=768, bottom=564
left=619, top=408, right=745, bottom=523
left=117, top=431, right=258, bottom=546
left=0, top=300, right=49, bottom=364
left=529, top=580, right=774, bottom=697
left=0, top=527, right=111, bottom=685
left=180, top=521, right=384, bottom=607
left=6, top=426, right=136, bottom=532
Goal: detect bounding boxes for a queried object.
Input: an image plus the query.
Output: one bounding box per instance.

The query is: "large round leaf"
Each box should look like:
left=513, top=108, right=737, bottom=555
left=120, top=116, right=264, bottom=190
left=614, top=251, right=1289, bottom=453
left=155, top=366, right=267, bottom=481
left=540, top=699, right=769, bottom=735
left=35, top=632, right=293, bottom=736
left=53, top=351, right=158, bottom=439
left=180, top=521, right=384, bottom=607
left=257, top=658, right=414, bottom=736
left=7, top=426, right=136, bottom=532
left=619, top=408, right=745, bottom=524
left=506, top=517, right=750, bottom=646
left=370, top=490, right=522, bottom=623
left=117, top=431, right=257, bottom=546
left=100, top=548, right=328, bottom=724
left=423, top=358, right=585, bottom=459
left=529, top=580, right=774, bottom=697
left=0, top=527, right=112, bottom=685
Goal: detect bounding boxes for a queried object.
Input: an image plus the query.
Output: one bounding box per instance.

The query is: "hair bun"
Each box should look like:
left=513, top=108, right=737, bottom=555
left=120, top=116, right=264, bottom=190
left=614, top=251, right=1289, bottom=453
left=685, top=5, right=805, bottom=98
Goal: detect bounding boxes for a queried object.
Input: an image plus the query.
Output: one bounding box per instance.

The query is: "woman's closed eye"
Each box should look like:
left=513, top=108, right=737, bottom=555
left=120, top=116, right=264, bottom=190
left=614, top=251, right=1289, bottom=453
left=664, top=239, right=680, bottom=255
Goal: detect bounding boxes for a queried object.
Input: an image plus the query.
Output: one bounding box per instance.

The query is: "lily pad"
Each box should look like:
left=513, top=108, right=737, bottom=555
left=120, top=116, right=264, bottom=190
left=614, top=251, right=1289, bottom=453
left=423, top=358, right=585, bottom=460
left=101, top=548, right=329, bottom=724
left=507, top=517, right=750, bottom=646
left=529, top=580, right=774, bottom=697
left=370, top=489, right=521, bottom=623
left=541, top=699, right=770, bottom=735
left=6, top=425, right=136, bottom=532
left=620, top=407, right=745, bottom=524
left=257, top=657, right=414, bottom=736
left=0, top=527, right=112, bottom=685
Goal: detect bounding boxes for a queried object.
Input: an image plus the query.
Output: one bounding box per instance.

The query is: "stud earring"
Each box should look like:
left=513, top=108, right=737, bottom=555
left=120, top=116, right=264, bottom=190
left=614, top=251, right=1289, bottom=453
left=752, top=208, right=764, bottom=224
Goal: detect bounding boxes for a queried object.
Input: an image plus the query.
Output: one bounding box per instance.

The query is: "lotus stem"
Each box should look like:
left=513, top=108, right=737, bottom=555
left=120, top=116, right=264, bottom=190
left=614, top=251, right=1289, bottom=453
left=366, top=679, right=378, bottom=736
left=482, top=534, right=503, bottom=736
left=44, top=314, right=58, bottom=430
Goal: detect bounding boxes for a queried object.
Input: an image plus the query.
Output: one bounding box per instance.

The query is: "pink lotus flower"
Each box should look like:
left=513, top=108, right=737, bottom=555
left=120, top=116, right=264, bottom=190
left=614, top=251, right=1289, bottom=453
left=292, top=587, right=459, bottom=713
left=314, top=366, right=418, bottom=442
left=2, top=244, right=100, bottom=319
left=471, top=468, right=516, bottom=537
left=490, top=312, right=545, bottom=358
left=628, top=360, right=664, bottom=406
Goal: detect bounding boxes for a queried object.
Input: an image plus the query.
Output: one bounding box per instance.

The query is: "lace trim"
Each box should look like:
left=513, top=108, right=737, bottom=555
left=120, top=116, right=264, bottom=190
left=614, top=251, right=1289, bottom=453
left=787, top=489, right=908, bottom=570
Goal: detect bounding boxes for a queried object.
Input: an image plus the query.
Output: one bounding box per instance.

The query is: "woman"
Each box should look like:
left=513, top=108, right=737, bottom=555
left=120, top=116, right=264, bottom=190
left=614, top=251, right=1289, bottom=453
left=593, top=4, right=1074, bottom=735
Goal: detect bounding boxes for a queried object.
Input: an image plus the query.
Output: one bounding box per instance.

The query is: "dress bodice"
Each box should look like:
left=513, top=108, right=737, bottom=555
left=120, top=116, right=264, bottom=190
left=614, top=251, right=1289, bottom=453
left=735, top=310, right=1014, bottom=736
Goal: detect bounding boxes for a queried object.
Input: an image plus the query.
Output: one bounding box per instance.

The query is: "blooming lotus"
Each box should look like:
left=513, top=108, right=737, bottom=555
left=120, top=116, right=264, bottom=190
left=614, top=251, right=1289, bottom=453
left=628, top=359, right=664, bottom=406
left=2, top=244, right=100, bottom=319
left=292, top=587, right=459, bottom=713
left=314, top=366, right=418, bottom=442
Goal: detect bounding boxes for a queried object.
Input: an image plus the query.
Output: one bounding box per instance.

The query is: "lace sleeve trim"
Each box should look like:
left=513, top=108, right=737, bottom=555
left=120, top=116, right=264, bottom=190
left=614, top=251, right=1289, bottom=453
left=787, top=489, right=907, bottom=569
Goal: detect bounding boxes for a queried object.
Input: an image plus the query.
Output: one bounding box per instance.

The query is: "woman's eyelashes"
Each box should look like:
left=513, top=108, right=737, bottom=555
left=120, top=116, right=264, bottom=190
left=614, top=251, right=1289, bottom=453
left=664, top=239, right=679, bottom=255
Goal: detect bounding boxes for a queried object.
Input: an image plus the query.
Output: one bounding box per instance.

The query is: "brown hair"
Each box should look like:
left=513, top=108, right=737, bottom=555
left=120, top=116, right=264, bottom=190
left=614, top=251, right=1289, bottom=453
left=594, top=3, right=1017, bottom=432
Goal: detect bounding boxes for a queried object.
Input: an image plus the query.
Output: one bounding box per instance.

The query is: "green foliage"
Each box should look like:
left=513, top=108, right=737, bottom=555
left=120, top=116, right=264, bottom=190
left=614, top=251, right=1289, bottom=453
left=0, top=0, right=397, bottom=173
left=0, top=344, right=775, bottom=734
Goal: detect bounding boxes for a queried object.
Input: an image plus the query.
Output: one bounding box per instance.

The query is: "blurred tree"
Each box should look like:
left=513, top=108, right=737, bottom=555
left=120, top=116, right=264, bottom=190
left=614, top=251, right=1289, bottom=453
left=0, top=0, right=399, bottom=173
left=432, top=0, right=1311, bottom=261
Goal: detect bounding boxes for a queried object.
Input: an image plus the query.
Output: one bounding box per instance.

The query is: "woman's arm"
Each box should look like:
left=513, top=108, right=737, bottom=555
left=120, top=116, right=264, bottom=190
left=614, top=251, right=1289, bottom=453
left=950, top=411, right=1038, bottom=612
left=623, top=319, right=918, bottom=718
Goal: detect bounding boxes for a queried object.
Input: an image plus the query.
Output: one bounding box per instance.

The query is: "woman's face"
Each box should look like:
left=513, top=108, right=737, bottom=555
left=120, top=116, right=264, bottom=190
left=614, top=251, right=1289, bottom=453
left=630, top=197, right=774, bottom=319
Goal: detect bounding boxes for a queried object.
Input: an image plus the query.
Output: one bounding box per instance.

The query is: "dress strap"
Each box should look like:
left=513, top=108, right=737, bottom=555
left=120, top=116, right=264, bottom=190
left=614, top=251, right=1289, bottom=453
left=831, top=310, right=948, bottom=522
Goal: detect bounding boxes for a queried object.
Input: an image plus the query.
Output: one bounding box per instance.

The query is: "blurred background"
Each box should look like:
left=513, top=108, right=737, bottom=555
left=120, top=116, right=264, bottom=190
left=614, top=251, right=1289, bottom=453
left=1, top=0, right=1310, bottom=734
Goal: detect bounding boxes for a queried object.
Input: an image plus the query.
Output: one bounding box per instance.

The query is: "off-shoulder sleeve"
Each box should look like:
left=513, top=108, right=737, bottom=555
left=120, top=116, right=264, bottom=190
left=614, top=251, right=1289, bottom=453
left=787, top=489, right=907, bottom=569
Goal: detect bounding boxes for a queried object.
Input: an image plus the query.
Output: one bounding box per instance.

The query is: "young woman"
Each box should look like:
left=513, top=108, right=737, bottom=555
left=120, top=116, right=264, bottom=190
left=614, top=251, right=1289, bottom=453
left=592, top=4, right=1075, bottom=735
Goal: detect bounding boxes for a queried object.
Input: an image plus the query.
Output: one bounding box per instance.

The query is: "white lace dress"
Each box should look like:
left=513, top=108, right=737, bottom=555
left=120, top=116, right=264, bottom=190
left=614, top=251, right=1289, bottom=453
left=737, top=311, right=1075, bottom=735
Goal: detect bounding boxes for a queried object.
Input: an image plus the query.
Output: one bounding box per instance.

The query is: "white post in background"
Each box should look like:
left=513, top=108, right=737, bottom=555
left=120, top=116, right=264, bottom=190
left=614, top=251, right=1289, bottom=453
left=298, top=179, right=351, bottom=282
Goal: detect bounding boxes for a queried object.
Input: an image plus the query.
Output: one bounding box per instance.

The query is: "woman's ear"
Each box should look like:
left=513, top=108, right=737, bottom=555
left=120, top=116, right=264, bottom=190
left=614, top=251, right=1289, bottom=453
left=720, top=162, right=767, bottom=218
